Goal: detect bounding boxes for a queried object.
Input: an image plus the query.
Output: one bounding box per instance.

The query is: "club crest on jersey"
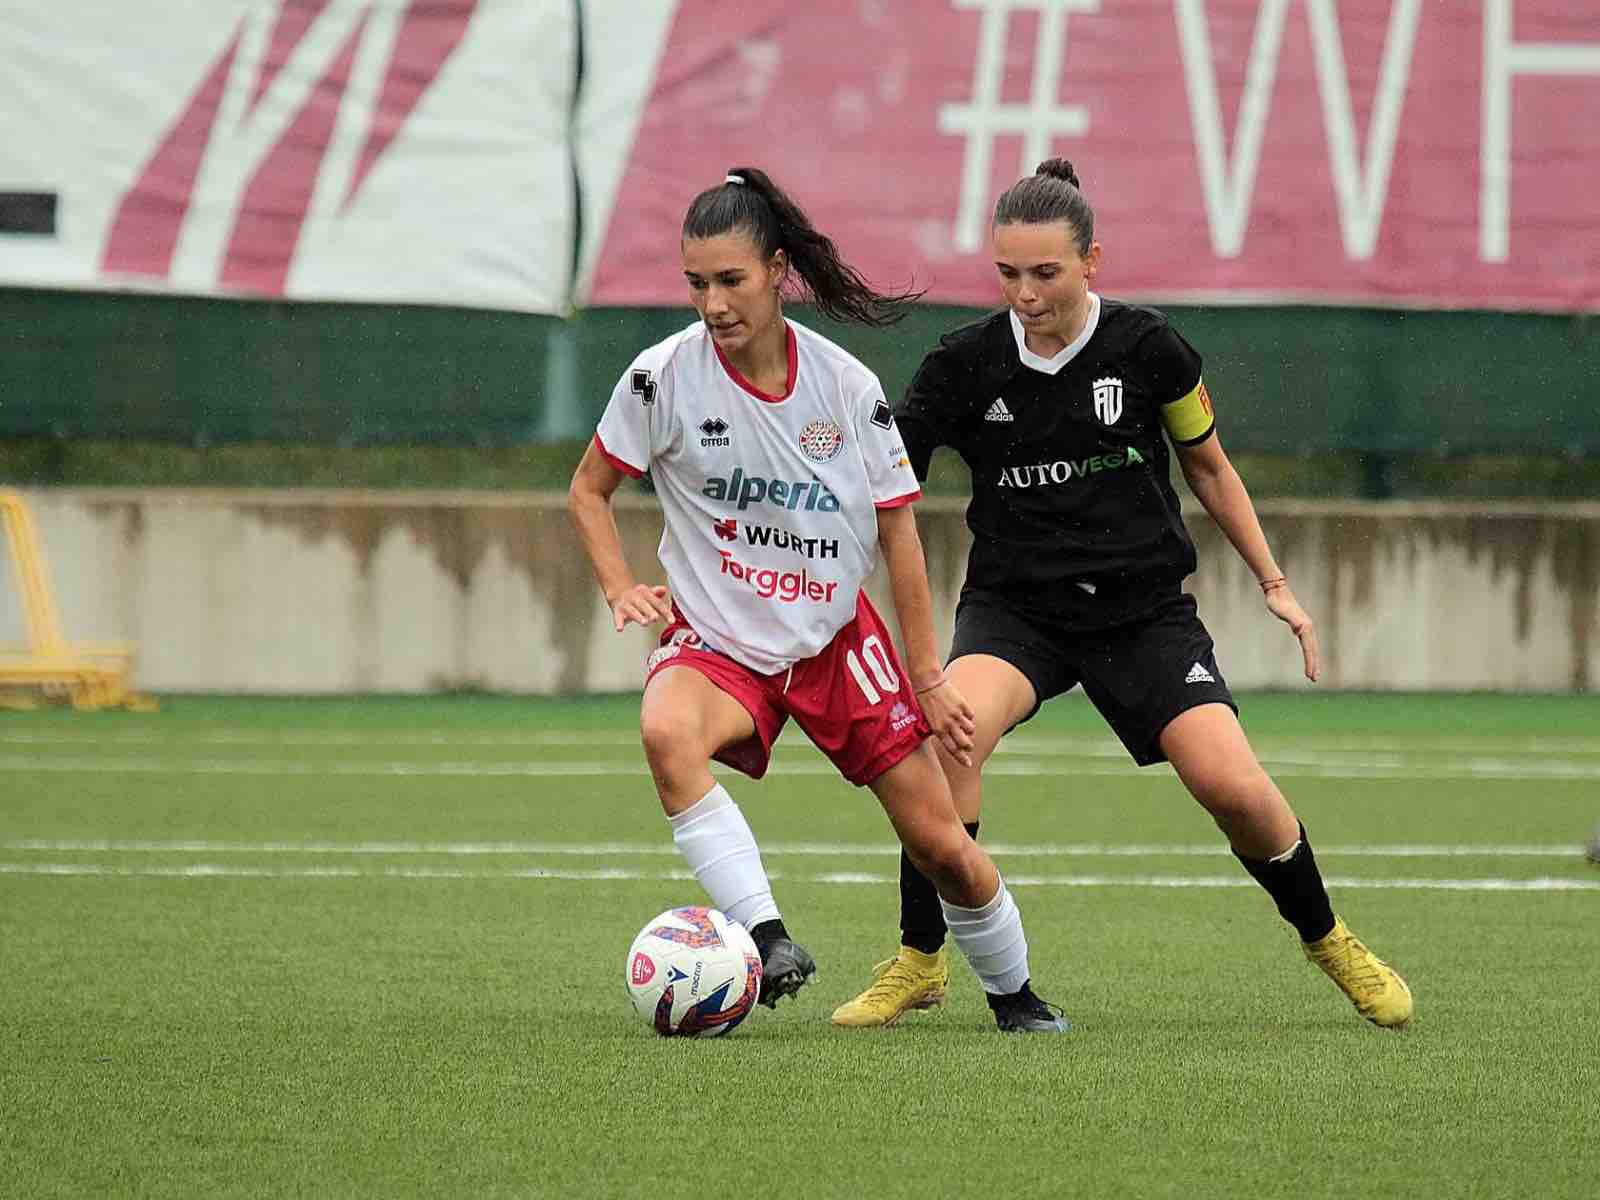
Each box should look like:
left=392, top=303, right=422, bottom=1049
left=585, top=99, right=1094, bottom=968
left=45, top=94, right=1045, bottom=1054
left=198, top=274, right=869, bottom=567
left=1092, top=377, right=1124, bottom=425
left=798, top=419, right=844, bottom=462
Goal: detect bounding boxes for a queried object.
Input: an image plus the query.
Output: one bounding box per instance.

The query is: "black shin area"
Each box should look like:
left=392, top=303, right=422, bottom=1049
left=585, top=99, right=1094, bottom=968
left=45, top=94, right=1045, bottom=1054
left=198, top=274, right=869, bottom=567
left=1233, top=821, right=1336, bottom=942
left=899, top=820, right=980, bottom=954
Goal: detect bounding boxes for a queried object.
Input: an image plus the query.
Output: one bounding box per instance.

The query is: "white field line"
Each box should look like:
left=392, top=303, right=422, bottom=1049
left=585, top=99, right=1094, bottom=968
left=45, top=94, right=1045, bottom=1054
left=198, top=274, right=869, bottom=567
left=0, top=839, right=1586, bottom=859
left=0, top=861, right=1594, bottom=890
left=1001, top=735, right=1600, bottom=756
left=5, top=753, right=1600, bottom=782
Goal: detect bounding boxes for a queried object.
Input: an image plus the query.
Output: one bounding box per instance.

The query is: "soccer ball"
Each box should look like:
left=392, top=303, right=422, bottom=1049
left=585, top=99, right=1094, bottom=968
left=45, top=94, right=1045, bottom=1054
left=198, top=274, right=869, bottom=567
left=625, top=906, right=763, bottom=1037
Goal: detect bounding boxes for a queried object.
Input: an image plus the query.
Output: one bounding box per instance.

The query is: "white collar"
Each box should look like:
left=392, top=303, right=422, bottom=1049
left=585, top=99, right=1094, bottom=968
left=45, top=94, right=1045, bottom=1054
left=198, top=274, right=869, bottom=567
left=1009, top=292, right=1101, bottom=375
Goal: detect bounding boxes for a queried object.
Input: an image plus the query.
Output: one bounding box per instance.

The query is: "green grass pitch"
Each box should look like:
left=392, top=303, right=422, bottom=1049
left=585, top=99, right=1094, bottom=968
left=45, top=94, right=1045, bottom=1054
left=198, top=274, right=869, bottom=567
left=3, top=693, right=1598, bottom=1197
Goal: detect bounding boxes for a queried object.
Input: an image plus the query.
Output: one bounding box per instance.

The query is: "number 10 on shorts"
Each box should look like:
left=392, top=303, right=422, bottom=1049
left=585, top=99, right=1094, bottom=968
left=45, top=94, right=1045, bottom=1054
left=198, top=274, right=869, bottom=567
left=845, top=634, right=900, bottom=705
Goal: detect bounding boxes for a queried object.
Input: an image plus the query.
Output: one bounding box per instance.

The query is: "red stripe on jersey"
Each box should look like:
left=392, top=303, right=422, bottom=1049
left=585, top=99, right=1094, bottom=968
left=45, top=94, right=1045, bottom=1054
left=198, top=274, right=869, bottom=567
left=712, top=322, right=798, bottom=403
left=874, top=490, right=922, bottom=510
left=593, top=432, right=644, bottom=478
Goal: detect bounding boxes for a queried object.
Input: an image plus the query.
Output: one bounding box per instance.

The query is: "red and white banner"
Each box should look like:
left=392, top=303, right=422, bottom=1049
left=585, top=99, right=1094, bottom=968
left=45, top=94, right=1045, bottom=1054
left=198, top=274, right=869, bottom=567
left=5, top=2, right=1594, bottom=314
left=0, top=0, right=574, bottom=312
left=582, top=0, right=1600, bottom=312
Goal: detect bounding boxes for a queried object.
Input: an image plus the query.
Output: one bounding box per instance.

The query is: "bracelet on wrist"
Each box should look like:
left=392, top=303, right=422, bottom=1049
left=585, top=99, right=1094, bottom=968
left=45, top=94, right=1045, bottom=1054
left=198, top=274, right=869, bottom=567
left=1259, top=576, right=1287, bottom=593
left=913, top=675, right=947, bottom=695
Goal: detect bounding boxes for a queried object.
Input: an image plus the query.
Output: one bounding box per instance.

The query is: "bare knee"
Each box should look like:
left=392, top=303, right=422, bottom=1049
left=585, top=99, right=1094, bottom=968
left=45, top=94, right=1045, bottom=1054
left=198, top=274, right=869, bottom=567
left=1187, top=765, right=1283, bottom=834
left=639, top=707, right=706, bottom=783
left=907, top=827, right=989, bottom=904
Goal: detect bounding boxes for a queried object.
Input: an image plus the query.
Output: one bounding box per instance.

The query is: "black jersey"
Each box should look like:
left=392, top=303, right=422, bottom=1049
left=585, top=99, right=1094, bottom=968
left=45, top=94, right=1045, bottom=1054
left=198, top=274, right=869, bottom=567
left=894, top=297, right=1215, bottom=630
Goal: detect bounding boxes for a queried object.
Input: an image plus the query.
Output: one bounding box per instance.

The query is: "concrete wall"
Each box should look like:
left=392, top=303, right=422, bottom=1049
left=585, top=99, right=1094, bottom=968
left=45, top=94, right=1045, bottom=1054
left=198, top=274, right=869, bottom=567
left=3, top=488, right=1597, bottom=694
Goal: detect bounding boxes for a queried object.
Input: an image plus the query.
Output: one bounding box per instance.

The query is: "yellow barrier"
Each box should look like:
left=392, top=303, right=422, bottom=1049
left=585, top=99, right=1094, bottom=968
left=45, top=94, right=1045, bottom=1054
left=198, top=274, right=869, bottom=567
left=0, top=489, right=155, bottom=711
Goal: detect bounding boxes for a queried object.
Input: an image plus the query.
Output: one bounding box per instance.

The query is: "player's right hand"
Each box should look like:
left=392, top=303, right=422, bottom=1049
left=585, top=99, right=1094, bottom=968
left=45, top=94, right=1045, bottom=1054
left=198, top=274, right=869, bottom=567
left=1264, top=582, right=1320, bottom=682
left=918, top=678, right=977, bottom=768
left=610, top=584, right=673, bottom=631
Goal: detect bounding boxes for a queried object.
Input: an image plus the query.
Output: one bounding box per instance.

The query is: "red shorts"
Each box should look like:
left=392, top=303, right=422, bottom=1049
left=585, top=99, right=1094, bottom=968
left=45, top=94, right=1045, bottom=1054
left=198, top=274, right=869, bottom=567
left=643, top=591, right=933, bottom=787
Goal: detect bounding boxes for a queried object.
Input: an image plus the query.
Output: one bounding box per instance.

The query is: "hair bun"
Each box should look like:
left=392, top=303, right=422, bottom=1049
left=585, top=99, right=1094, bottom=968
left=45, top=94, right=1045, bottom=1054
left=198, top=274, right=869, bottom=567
left=1035, top=158, right=1081, bottom=188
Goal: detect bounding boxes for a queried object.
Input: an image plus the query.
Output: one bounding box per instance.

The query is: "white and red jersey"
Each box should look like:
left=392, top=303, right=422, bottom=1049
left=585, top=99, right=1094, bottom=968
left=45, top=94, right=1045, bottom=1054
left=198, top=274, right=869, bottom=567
left=594, top=318, right=920, bottom=675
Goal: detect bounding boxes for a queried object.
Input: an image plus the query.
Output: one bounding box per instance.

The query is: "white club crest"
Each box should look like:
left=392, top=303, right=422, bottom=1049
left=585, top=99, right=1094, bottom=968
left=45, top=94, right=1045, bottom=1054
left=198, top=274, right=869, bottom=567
left=1092, top=377, right=1123, bottom=425
left=798, top=419, right=845, bottom=462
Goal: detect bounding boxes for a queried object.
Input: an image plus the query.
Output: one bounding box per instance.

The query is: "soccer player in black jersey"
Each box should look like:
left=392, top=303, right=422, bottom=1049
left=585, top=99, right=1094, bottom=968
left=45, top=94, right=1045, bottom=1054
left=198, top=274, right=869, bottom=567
left=831, top=159, right=1413, bottom=1030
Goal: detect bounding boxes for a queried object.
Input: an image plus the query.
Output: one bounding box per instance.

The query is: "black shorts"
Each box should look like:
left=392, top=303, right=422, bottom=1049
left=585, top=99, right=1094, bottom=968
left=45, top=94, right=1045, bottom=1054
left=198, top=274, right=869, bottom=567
left=949, top=589, right=1237, bottom=766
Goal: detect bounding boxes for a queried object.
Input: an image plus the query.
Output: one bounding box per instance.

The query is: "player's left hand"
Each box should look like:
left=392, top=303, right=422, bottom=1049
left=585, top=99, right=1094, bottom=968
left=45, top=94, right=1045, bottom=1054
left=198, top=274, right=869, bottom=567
left=1265, top=583, right=1320, bottom=682
left=916, top=677, right=977, bottom=767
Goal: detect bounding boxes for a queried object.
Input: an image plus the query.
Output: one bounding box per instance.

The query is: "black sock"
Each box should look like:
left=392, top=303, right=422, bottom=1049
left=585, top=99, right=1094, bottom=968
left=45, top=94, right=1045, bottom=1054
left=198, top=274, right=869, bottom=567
left=1233, top=821, right=1337, bottom=942
left=899, top=820, right=980, bottom=954
left=748, top=918, right=789, bottom=956
left=985, top=979, right=1033, bottom=1009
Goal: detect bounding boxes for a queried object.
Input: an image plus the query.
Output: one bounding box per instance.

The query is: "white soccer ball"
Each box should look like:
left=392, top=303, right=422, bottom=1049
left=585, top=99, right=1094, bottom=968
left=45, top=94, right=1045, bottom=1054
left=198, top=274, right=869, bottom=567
left=625, top=906, right=763, bottom=1037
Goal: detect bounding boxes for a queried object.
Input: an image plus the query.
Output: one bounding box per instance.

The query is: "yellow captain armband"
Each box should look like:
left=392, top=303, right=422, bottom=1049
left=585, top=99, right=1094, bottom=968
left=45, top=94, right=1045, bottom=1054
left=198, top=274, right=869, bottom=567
left=1160, top=378, right=1216, bottom=445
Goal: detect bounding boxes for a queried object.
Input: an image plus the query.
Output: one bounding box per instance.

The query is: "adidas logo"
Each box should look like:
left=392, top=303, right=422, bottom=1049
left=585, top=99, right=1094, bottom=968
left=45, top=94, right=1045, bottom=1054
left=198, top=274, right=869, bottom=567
left=984, top=398, right=1014, bottom=422
left=1185, top=662, right=1216, bottom=685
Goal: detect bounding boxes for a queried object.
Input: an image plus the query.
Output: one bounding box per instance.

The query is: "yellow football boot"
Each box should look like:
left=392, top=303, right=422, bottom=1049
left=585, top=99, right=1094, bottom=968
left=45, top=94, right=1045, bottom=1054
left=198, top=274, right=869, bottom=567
left=1303, top=916, right=1413, bottom=1027
left=830, top=946, right=948, bottom=1028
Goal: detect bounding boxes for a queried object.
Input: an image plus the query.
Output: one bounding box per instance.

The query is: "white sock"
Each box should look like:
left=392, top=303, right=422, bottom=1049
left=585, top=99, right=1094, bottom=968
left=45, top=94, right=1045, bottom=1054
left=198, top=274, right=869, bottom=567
left=667, top=784, right=780, bottom=931
left=940, top=879, right=1030, bottom=995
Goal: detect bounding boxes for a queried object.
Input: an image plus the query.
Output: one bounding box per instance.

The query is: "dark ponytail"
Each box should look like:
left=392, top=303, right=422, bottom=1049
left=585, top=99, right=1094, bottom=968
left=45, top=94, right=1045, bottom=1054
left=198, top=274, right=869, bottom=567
left=993, top=158, right=1095, bottom=255
left=681, top=167, right=922, bottom=327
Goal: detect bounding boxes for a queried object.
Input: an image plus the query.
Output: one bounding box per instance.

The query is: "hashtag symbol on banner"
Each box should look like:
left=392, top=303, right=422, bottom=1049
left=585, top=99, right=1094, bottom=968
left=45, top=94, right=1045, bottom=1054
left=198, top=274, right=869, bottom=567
left=938, top=0, right=1099, bottom=253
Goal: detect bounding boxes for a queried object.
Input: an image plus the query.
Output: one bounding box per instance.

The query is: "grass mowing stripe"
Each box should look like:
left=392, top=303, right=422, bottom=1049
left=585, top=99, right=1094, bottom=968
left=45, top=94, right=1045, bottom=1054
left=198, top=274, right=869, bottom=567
left=7, top=753, right=1600, bottom=781
left=0, top=730, right=647, bottom=747
left=9, top=727, right=1600, bottom=754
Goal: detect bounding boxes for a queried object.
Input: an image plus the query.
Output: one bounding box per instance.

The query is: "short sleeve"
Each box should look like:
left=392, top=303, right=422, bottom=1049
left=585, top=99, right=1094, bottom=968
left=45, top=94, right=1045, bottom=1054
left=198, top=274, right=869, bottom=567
left=593, top=352, right=672, bottom=477
left=893, top=341, right=967, bottom=482
left=1141, top=323, right=1214, bottom=447
left=853, top=374, right=921, bottom=508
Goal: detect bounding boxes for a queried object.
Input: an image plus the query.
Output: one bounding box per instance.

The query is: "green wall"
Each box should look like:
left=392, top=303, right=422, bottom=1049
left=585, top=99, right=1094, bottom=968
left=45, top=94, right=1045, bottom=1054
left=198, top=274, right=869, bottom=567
left=2, top=287, right=1596, bottom=457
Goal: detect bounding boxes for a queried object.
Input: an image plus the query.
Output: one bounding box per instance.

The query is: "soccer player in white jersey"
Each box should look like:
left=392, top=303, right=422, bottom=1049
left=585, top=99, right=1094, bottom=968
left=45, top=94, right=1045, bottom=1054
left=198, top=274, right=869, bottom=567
left=568, top=167, right=1065, bottom=1031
